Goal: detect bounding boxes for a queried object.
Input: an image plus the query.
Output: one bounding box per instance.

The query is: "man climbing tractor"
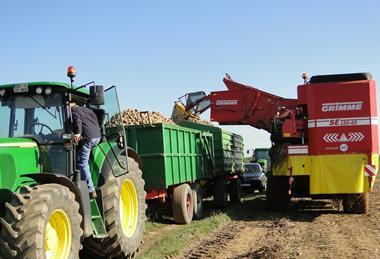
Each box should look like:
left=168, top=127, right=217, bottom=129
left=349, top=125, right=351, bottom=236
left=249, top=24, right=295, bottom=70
left=70, top=100, right=101, bottom=199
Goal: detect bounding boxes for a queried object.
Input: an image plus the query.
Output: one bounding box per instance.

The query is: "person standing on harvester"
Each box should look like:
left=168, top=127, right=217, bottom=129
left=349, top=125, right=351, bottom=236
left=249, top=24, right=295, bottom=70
left=71, top=102, right=101, bottom=198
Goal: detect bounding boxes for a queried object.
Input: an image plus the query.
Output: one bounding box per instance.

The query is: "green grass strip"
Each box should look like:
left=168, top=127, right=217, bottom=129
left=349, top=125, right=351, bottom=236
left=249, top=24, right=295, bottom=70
left=139, top=213, right=231, bottom=259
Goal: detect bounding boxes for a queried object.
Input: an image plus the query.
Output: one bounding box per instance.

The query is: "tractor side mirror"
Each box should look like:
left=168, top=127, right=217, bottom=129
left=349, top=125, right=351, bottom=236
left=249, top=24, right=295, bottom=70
left=89, top=85, right=105, bottom=105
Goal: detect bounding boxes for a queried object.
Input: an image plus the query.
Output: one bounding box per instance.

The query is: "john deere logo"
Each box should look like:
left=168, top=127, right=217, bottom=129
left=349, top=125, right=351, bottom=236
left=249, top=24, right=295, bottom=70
left=322, top=101, right=363, bottom=112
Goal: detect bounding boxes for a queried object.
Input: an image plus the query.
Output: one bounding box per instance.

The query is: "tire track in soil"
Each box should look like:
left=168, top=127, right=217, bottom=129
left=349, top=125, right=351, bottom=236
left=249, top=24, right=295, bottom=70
left=180, top=180, right=380, bottom=259
left=183, top=221, right=247, bottom=259
left=182, top=217, right=291, bottom=259
left=229, top=218, right=294, bottom=259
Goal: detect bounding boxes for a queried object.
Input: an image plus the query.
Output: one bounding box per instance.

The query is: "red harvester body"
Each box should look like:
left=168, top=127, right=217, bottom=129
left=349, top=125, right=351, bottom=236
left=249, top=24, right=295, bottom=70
left=182, top=72, right=378, bottom=213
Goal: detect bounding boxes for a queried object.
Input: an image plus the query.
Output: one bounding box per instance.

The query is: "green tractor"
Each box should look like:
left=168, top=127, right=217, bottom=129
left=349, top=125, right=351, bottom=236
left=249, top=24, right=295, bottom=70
left=0, top=67, right=147, bottom=258
left=253, top=148, right=270, bottom=172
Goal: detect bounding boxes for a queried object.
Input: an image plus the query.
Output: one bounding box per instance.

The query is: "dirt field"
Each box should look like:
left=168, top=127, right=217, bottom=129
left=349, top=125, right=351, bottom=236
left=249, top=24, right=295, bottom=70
left=139, top=180, right=380, bottom=259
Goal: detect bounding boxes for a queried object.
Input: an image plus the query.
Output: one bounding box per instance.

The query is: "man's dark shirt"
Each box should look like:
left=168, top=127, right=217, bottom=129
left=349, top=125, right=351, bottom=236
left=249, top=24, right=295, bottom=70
left=72, top=106, right=101, bottom=140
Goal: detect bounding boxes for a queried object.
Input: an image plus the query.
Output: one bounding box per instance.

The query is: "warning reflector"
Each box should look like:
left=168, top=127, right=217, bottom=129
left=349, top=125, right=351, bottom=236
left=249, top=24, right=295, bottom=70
left=287, top=145, right=308, bottom=155
left=364, top=165, right=377, bottom=177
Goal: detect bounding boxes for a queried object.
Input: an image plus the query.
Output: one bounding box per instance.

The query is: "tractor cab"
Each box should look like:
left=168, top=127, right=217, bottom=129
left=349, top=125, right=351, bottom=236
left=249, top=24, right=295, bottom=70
left=0, top=71, right=126, bottom=185
left=0, top=83, right=71, bottom=174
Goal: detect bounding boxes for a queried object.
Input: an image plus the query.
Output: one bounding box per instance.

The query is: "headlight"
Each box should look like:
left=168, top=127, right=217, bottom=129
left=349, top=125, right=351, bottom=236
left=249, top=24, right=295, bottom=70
left=36, top=87, right=43, bottom=94
left=45, top=87, right=52, bottom=95
left=0, top=89, right=5, bottom=96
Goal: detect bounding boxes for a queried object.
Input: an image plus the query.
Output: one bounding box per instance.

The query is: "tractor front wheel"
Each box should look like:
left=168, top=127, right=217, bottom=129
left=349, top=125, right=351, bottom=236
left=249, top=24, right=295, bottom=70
left=0, top=184, right=82, bottom=259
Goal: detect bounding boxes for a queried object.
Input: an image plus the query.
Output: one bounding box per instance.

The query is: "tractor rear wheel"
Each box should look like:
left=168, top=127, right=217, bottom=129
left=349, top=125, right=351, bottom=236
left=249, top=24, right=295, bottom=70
left=343, top=193, right=369, bottom=214
left=82, top=157, right=147, bottom=258
left=172, top=184, right=194, bottom=224
left=229, top=178, right=242, bottom=203
left=213, top=176, right=228, bottom=208
left=191, top=183, right=203, bottom=220
left=0, top=184, right=82, bottom=259
left=266, top=175, right=291, bottom=212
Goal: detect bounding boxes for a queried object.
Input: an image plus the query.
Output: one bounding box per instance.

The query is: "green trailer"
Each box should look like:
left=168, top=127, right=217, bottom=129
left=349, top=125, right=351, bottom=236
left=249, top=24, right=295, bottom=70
left=126, top=122, right=244, bottom=224
left=178, top=121, right=244, bottom=174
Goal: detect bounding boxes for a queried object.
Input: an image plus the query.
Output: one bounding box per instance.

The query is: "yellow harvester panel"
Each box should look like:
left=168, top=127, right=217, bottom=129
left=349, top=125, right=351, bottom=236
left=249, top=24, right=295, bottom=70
left=272, top=153, right=378, bottom=194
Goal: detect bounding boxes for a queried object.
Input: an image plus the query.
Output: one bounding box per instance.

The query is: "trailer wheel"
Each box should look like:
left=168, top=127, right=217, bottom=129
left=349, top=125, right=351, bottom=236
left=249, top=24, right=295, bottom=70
left=213, top=176, right=228, bottom=208
left=172, top=184, right=194, bottom=224
left=82, top=157, right=147, bottom=258
left=0, top=184, right=82, bottom=259
left=343, top=193, right=369, bottom=214
left=266, top=175, right=290, bottom=212
left=229, top=178, right=241, bottom=203
left=191, top=183, right=203, bottom=220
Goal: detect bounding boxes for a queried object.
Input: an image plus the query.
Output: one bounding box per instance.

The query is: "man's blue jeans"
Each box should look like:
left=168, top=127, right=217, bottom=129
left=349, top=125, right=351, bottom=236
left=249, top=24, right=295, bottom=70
left=77, top=137, right=100, bottom=192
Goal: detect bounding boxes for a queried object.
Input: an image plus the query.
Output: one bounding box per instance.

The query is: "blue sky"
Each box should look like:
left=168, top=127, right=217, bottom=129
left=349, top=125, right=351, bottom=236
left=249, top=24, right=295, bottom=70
left=1, top=1, right=380, bottom=150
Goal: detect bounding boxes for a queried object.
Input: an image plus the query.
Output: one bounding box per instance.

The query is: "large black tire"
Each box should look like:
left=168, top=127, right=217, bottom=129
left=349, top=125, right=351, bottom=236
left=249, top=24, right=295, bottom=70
left=191, top=183, right=203, bottom=220
left=0, top=184, right=82, bottom=259
left=266, top=175, right=291, bottom=212
left=213, top=177, right=228, bottom=208
left=229, top=178, right=241, bottom=203
left=343, top=193, right=369, bottom=214
left=172, top=184, right=194, bottom=224
left=82, top=157, right=147, bottom=258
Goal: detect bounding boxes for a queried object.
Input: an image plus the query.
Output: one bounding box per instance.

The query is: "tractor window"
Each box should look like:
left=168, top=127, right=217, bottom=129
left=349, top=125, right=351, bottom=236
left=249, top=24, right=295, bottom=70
left=32, top=106, right=64, bottom=137
left=0, top=105, right=11, bottom=137
left=13, top=109, right=25, bottom=137
left=0, top=93, right=65, bottom=141
left=103, top=86, right=127, bottom=171
left=103, top=87, right=123, bottom=137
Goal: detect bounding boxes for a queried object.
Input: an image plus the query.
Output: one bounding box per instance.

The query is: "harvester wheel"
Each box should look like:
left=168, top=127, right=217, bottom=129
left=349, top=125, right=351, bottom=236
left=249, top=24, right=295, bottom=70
left=0, top=184, right=82, bottom=259
left=266, top=175, right=291, bottom=212
left=172, top=184, right=194, bottom=224
left=229, top=178, right=241, bottom=203
left=82, top=157, right=147, bottom=258
left=343, top=193, right=369, bottom=214
left=213, top=176, right=228, bottom=208
left=191, top=183, right=203, bottom=220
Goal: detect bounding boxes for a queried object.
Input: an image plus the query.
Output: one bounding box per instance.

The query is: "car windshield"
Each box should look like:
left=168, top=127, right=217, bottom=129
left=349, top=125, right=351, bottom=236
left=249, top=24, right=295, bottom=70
left=244, top=164, right=262, bottom=173
left=0, top=93, right=65, bottom=141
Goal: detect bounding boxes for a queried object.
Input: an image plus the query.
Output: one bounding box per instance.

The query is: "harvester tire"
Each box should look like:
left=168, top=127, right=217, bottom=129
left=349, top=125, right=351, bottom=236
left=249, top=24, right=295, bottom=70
left=343, top=193, right=369, bottom=214
left=229, top=178, right=241, bottom=203
left=82, top=157, right=147, bottom=258
left=172, top=184, right=194, bottom=224
left=0, top=184, right=82, bottom=259
left=191, top=183, right=203, bottom=220
left=266, top=175, right=291, bottom=212
left=213, top=176, right=228, bottom=208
